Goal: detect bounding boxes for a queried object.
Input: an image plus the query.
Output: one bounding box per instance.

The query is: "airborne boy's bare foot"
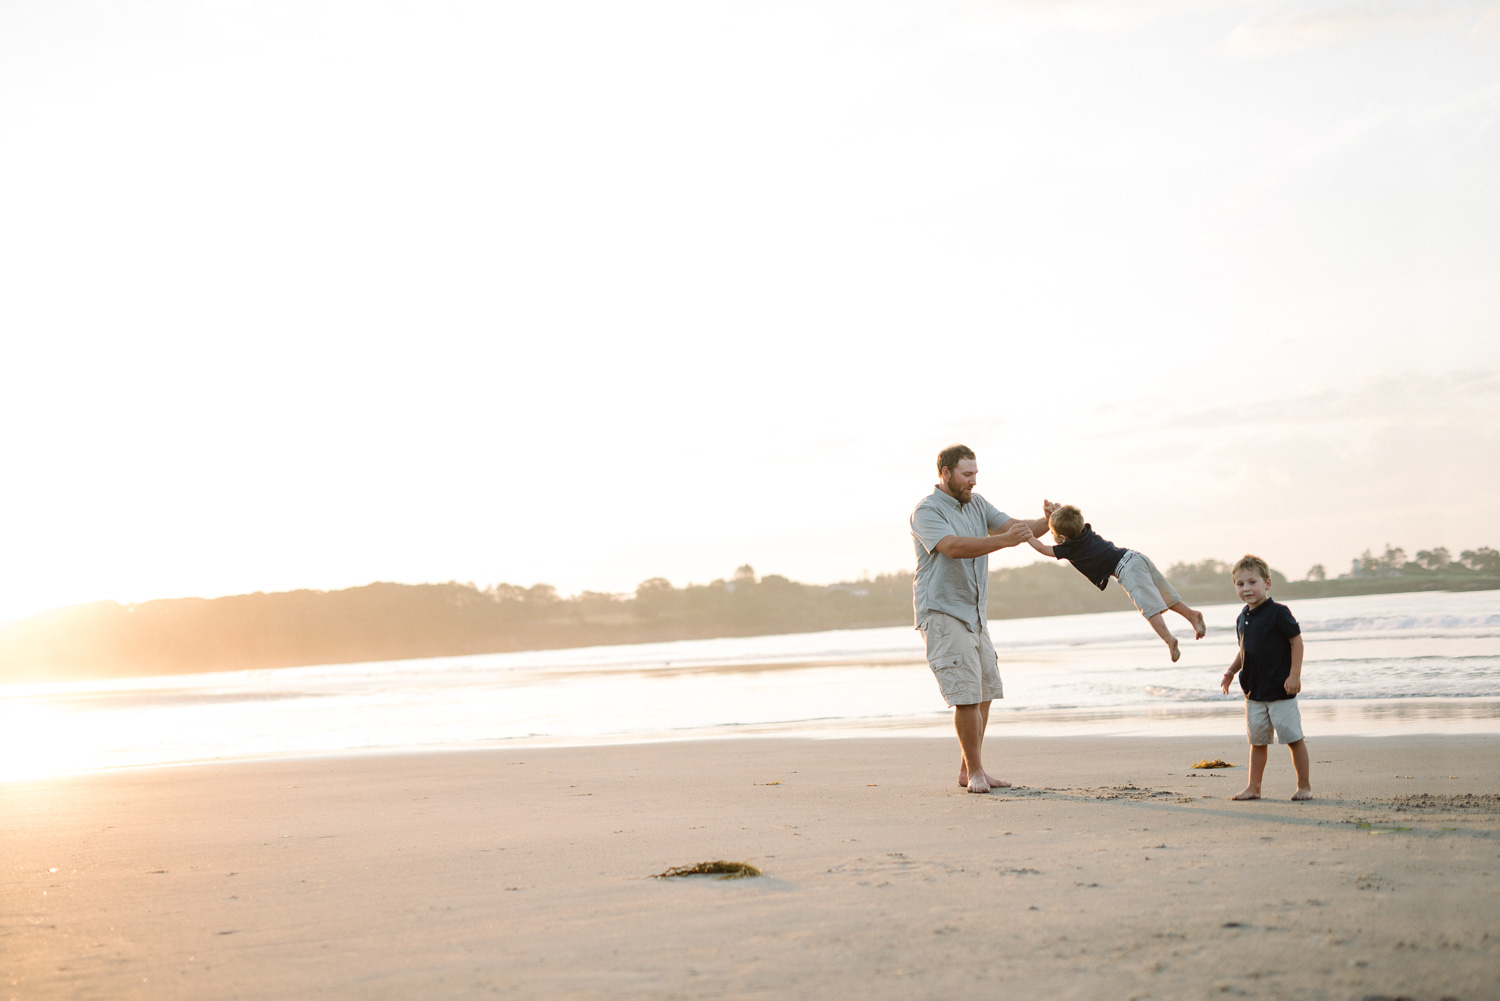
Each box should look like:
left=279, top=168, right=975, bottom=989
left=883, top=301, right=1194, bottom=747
left=1231, top=786, right=1261, bottom=801
left=1168, top=637, right=1181, bottom=663
left=1192, top=611, right=1206, bottom=640
left=1291, top=788, right=1313, bottom=801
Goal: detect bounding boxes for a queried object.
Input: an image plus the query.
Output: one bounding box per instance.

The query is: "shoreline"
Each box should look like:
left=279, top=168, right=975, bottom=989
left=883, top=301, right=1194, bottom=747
left=7, top=734, right=1498, bottom=1000
left=7, top=695, right=1500, bottom=784
left=7, top=694, right=1499, bottom=783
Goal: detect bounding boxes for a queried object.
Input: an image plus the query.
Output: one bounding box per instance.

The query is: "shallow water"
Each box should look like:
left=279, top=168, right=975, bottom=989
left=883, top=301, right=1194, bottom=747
left=3, top=589, right=1497, bottom=779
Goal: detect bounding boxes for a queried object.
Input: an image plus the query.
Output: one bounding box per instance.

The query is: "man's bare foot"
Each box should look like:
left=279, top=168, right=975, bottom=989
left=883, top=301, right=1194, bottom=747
left=966, top=775, right=991, bottom=794
left=1291, top=788, right=1313, bottom=801
left=959, top=770, right=1011, bottom=789
left=1193, top=611, right=1206, bottom=640
left=1231, top=787, right=1261, bottom=801
left=1168, top=638, right=1181, bottom=663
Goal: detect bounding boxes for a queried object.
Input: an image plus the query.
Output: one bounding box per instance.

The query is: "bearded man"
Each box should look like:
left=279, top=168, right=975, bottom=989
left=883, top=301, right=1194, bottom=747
left=910, top=444, right=1052, bottom=793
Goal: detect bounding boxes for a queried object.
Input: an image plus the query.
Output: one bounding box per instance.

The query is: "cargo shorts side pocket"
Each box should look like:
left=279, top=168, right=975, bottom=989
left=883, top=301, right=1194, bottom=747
left=932, top=655, right=966, bottom=676
left=931, top=655, right=976, bottom=705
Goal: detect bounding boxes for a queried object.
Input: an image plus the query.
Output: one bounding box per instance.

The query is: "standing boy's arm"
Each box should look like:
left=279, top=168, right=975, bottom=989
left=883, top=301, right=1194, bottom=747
left=1284, top=635, right=1304, bottom=695
left=1220, top=651, right=1242, bottom=695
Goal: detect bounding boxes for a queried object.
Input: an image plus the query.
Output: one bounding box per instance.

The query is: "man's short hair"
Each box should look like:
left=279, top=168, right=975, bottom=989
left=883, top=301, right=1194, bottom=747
left=936, top=444, right=976, bottom=476
left=1232, top=554, right=1272, bottom=581
left=1049, top=505, right=1085, bottom=540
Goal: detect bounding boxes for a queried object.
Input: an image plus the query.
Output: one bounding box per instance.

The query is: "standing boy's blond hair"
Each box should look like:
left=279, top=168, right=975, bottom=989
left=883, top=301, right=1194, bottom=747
left=1232, top=554, right=1271, bottom=581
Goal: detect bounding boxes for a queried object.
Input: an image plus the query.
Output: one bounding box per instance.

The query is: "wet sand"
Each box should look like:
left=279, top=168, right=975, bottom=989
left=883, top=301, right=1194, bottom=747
left=5, top=734, right=1498, bottom=1000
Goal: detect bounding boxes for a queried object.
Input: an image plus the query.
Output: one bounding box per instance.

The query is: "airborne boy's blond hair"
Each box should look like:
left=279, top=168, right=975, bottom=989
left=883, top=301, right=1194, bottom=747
left=1048, top=504, right=1085, bottom=540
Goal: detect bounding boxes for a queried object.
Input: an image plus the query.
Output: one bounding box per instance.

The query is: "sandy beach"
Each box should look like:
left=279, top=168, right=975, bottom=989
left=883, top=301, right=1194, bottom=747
left=5, top=734, right=1498, bottom=1000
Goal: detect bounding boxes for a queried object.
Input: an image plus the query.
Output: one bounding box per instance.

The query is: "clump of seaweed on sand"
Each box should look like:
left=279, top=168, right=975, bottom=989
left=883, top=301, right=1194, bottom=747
left=655, top=861, right=762, bottom=880
left=1192, top=758, right=1235, bottom=769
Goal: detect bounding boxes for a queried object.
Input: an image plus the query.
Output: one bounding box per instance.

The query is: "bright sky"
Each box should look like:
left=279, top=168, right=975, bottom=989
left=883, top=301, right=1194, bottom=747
left=2, top=0, right=1498, bottom=623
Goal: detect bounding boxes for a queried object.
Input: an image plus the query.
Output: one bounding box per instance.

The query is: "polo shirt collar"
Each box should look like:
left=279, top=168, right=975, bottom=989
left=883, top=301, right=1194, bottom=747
left=931, top=485, right=965, bottom=509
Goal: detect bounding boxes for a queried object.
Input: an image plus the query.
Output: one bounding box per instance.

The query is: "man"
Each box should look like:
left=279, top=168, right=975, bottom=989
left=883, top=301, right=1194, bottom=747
left=910, top=444, right=1052, bottom=793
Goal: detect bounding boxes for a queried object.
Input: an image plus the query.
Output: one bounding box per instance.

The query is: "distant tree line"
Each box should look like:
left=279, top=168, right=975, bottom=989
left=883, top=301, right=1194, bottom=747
left=1304, top=545, right=1500, bottom=581
left=2, top=548, right=1494, bottom=684
left=1161, top=548, right=1500, bottom=601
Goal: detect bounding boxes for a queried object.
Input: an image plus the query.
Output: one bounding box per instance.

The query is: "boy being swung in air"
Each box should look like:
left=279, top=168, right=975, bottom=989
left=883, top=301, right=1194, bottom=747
left=1028, top=503, right=1206, bottom=661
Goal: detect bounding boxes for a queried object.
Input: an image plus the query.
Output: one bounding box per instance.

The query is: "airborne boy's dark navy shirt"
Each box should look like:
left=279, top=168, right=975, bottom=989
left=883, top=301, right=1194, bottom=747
left=1050, top=524, right=1129, bottom=591
left=1235, top=597, right=1301, bottom=702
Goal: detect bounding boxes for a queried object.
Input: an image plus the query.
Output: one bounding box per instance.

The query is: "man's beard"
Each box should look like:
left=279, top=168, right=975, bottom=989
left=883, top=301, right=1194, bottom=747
left=944, top=476, right=973, bottom=504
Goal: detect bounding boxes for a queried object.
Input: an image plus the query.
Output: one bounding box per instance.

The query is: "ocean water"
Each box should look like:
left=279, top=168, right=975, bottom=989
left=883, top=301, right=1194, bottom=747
left=3, top=589, right=1497, bottom=779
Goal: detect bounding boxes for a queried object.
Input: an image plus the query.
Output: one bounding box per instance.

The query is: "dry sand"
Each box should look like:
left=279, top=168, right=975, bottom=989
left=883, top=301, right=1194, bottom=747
left=4, top=734, right=1498, bottom=1000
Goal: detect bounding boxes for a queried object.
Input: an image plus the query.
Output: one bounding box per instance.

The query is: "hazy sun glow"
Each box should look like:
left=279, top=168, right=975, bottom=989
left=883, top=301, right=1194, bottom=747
left=0, top=693, right=115, bottom=780
left=1, top=0, right=1497, bottom=623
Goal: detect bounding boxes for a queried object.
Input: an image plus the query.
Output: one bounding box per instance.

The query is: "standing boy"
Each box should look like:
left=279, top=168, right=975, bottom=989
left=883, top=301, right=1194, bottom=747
left=1220, top=554, right=1312, bottom=801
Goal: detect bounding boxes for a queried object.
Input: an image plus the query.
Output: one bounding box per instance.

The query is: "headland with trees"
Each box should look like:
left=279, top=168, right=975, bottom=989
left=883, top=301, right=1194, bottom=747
left=2, top=547, right=1495, bottom=684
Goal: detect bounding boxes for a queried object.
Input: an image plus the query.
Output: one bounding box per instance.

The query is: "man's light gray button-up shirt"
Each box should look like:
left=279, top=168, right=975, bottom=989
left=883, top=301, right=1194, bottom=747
left=910, top=487, right=1009, bottom=632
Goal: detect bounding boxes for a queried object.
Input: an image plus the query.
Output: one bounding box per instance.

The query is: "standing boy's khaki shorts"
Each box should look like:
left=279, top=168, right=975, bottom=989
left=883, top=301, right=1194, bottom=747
left=918, top=612, right=1003, bottom=707
left=1114, top=550, right=1182, bottom=619
left=1246, top=697, right=1304, bottom=745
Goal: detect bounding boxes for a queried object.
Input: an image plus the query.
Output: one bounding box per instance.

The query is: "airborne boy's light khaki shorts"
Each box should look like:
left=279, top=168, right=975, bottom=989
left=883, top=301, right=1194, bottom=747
left=1114, top=550, right=1182, bottom=620
left=919, top=611, right=1003, bottom=707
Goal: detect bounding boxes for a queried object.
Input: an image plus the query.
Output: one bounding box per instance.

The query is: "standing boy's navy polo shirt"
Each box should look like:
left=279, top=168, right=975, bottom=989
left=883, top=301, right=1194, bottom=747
left=1236, top=597, right=1301, bottom=702
left=1050, top=524, right=1129, bottom=590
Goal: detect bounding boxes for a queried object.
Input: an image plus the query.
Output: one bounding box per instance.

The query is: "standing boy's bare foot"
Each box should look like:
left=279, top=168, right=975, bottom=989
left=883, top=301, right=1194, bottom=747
left=1231, top=787, right=1261, bottom=801
left=1168, top=638, right=1181, bottom=663
left=959, top=768, right=1011, bottom=790
left=966, top=775, right=991, bottom=793
left=1291, top=788, right=1313, bottom=801
left=1192, top=611, right=1206, bottom=640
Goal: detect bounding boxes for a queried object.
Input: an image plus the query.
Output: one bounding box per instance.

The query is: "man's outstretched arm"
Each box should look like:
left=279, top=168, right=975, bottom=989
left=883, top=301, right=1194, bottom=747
left=1015, top=514, right=1050, bottom=538
left=935, top=520, right=1034, bottom=559
left=991, top=511, right=1048, bottom=540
